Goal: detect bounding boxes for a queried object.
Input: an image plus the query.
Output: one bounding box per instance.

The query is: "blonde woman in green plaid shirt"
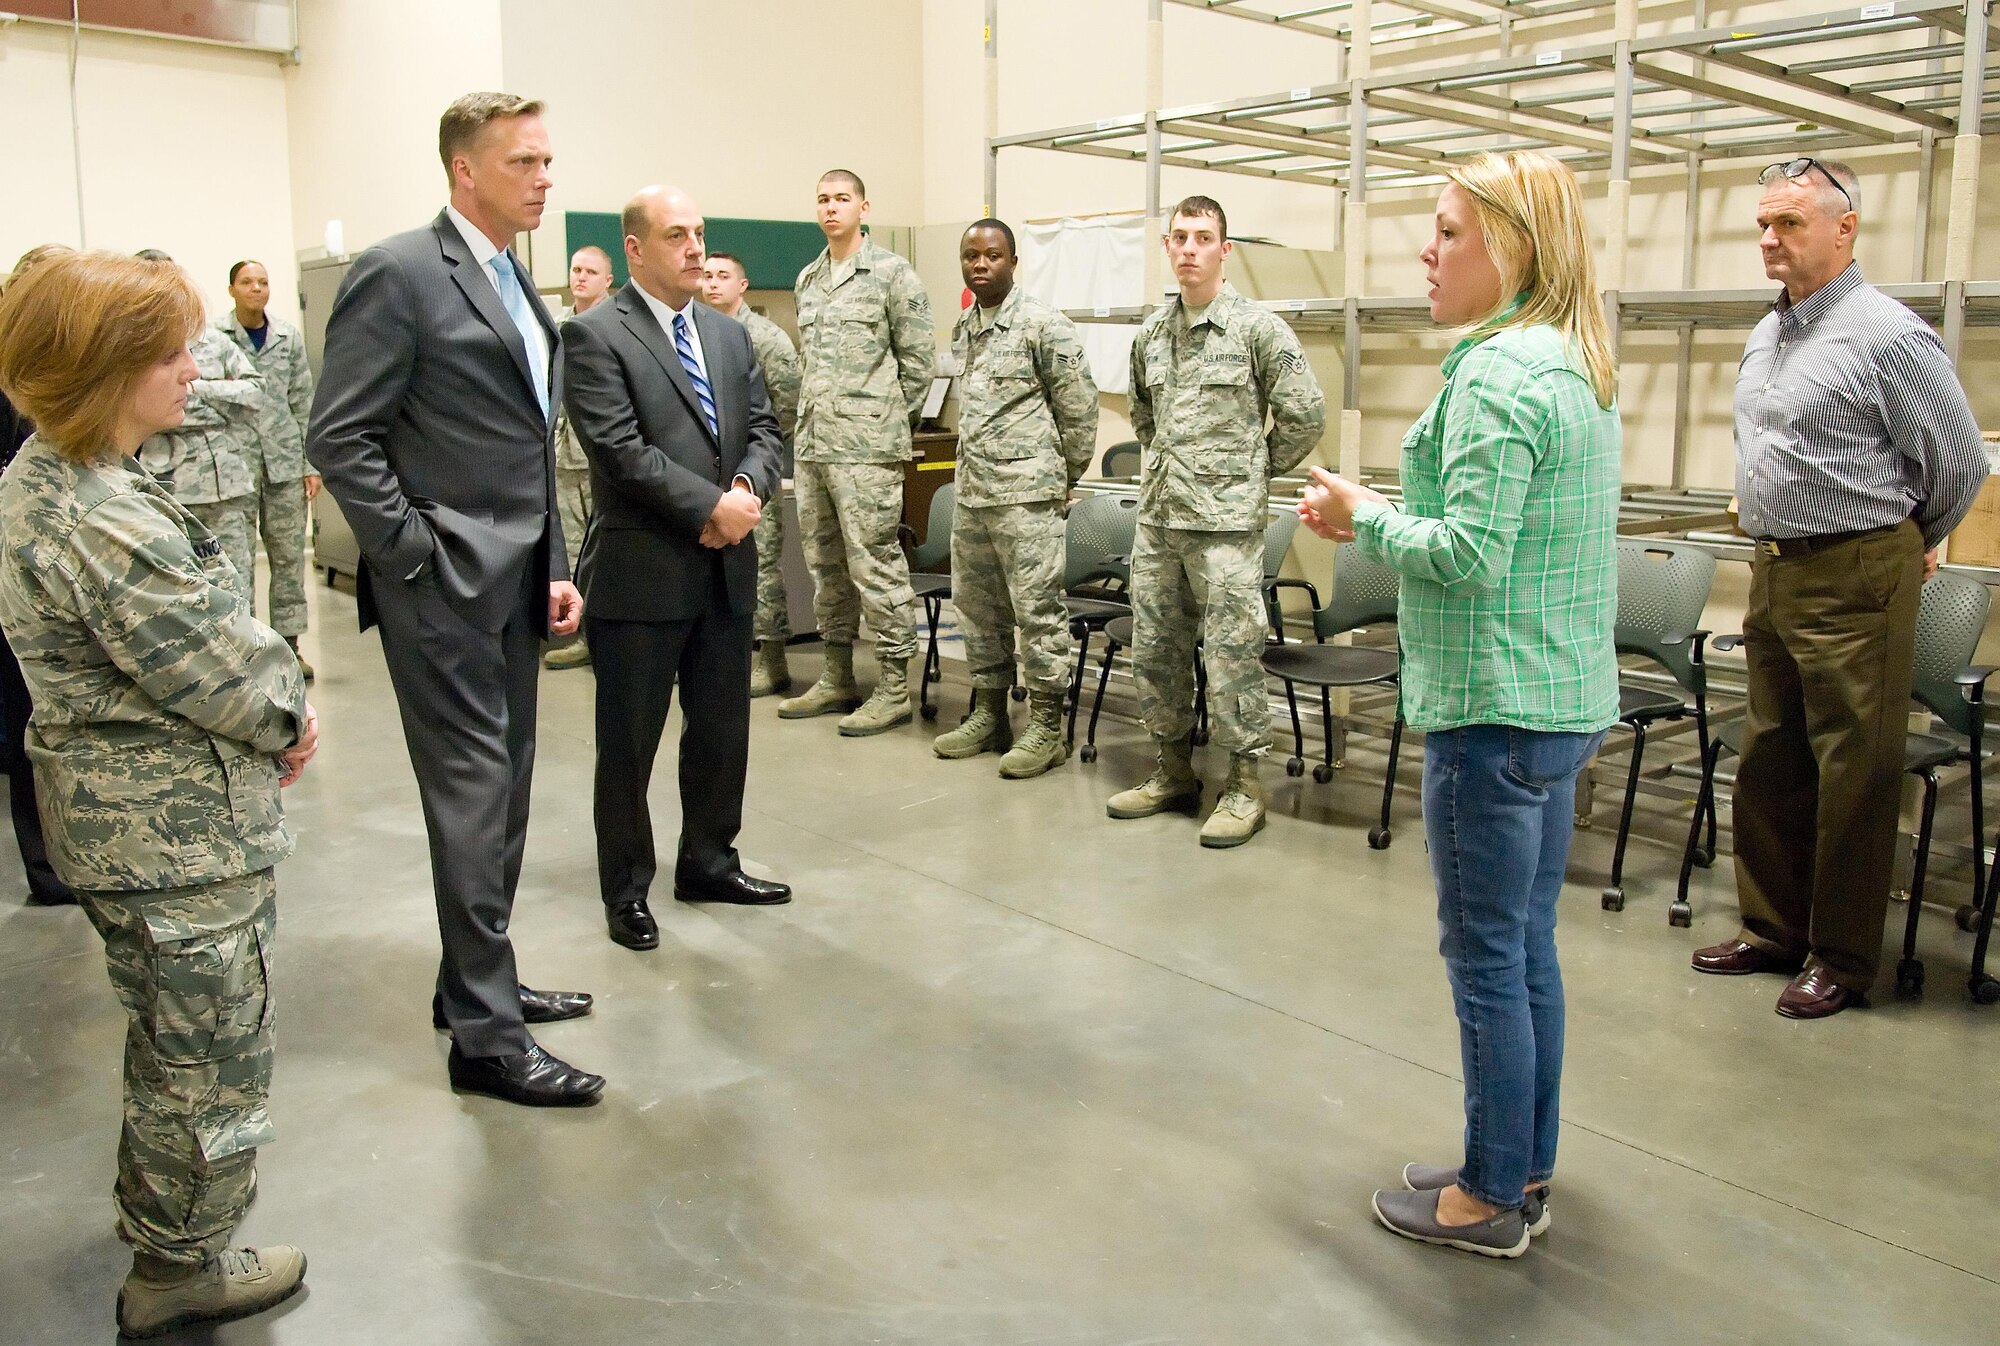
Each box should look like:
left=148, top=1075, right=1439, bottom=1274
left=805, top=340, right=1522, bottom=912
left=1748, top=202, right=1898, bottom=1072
left=1301, top=150, right=1621, bottom=1258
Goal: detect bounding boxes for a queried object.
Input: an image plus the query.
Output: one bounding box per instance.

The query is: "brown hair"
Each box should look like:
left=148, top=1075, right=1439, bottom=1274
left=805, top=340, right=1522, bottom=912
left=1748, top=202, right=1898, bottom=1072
left=0, top=251, right=205, bottom=461
left=818, top=169, right=866, bottom=199
left=438, top=92, right=545, bottom=177
left=1169, top=195, right=1228, bottom=240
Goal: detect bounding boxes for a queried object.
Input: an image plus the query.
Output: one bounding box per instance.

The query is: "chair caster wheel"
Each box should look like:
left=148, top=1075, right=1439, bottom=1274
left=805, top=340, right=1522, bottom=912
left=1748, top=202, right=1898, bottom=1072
left=1972, top=977, right=2000, bottom=1005
left=1286, top=757, right=1304, bottom=777
left=1896, top=958, right=1925, bottom=997
left=1957, top=903, right=1981, bottom=933
left=1192, top=730, right=1210, bottom=746
left=1313, top=764, right=1333, bottom=784
left=1012, top=686, right=1027, bottom=702
left=1080, top=744, right=1098, bottom=764
left=1694, top=851, right=1714, bottom=870
left=1601, top=887, right=1625, bottom=912
left=920, top=704, right=939, bottom=722
left=1668, top=901, right=1692, bottom=928
left=1367, top=827, right=1391, bottom=850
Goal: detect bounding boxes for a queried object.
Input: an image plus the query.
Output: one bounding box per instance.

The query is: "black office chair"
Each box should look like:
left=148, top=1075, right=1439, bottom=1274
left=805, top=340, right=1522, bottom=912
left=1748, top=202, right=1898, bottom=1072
left=899, top=482, right=955, bottom=723
left=1098, top=440, right=1141, bottom=479
left=1258, top=543, right=1403, bottom=849
left=1061, top=493, right=1139, bottom=747
left=1673, top=573, right=1994, bottom=970
left=1599, top=540, right=1717, bottom=914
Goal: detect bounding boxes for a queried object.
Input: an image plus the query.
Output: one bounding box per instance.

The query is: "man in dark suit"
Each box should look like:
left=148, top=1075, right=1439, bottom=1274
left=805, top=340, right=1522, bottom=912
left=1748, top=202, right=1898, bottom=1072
left=561, top=185, right=792, bottom=953
left=307, top=93, right=602, bottom=1107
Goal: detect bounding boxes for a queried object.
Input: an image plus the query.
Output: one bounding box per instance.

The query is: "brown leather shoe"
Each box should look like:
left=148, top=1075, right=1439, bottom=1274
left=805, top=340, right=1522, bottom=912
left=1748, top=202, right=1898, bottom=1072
left=1691, top=939, right=1806, bottom=976
left=1776, top=965, right=1866, bottom=1020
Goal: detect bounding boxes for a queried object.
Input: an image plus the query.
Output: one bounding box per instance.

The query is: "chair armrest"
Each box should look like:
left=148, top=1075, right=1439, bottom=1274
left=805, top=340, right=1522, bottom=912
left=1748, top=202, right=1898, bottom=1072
left=1956, top=665, right=1996, bottom=702
left=1711, top=633, right=1745, bottom=653
left=1265, top=576, right=1324, bottom=609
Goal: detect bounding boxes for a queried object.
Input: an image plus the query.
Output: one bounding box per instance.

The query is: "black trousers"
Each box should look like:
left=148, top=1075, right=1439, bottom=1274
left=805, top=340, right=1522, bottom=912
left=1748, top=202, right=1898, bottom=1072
left=0, top=629, right=70, bottom=904
left=372, top=561, right=541, bottom=1059
left=587, top=598, right=754, bottom=911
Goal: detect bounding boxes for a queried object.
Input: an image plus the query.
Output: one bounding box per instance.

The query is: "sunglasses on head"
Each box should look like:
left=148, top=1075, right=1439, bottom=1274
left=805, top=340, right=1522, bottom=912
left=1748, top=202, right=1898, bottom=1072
left=1759, top=158, right=1854, bottom=215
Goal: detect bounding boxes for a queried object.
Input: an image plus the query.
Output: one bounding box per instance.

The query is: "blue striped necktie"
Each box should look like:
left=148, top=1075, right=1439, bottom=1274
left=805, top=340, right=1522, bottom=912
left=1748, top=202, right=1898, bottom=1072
left=672, top=310, right=718, bottom=438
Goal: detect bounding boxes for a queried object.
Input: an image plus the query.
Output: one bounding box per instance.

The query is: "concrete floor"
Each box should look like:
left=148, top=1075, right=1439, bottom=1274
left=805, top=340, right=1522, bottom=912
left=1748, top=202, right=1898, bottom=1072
left=3, top=582, right=1998, bottom=1345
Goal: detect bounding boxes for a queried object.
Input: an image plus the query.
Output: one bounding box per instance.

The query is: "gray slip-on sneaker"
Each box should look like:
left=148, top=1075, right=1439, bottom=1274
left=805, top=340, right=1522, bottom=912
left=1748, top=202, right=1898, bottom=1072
left=1401, top=1163, right=1550, bottom=1236
left=1372, top=1186, right=1531, bottom=1258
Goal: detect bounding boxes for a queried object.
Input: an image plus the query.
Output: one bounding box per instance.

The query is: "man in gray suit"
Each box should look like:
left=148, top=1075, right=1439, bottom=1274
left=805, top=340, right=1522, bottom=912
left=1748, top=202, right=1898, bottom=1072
left=307, top=93, right=602, bottom=1107
left=562, top=186, right=792, bottom=953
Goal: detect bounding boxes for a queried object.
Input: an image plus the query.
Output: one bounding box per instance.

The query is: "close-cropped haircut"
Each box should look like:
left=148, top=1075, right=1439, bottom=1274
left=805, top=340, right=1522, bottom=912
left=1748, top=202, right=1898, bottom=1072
left=438, top=92, right=545, bottom=176
left=964, top=218, right=1018, bottom=255
left=228, top=259, right=262, bottom=285
left=706, top=251, right=746, bottom=272
left=0, top=251, right=206, bottom=462
left=1446, top=149, right=1617, bottom=410
left=570, top=245, right=612, bottom=267
left=818, top=169, right=866, bottom=199
left=1168, top=195, right=1228, bottom=241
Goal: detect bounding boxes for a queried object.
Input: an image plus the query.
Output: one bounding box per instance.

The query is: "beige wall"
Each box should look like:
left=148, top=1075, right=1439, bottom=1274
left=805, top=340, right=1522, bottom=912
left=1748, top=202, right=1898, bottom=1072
left=0, top=22, right=299, bottom=325
left=285, top=0, right=504, bottom=267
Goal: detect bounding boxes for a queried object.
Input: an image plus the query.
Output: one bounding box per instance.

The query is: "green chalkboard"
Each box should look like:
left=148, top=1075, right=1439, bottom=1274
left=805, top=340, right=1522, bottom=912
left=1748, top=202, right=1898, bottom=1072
left=563, top=212, right=832, bottom=291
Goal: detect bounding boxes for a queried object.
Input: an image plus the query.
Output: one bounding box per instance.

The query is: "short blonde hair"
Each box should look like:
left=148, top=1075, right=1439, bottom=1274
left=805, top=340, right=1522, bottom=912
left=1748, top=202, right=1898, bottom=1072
left=1446, top=150, right=1617, bottom=410
left=0, top=251, right=205, bottom=462
left=439, top=92, right=545, bottom=179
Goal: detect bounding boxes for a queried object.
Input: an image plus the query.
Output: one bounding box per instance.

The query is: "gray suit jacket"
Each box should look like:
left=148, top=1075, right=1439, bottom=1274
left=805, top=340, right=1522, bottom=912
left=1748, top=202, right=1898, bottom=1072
left=560, top=286, right=783, bottom=623
left=307, top=211, right=564, bottom=633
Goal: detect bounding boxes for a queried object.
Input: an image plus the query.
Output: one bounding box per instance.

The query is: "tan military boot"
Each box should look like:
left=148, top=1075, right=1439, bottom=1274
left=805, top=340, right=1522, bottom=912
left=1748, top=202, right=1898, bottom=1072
left=117, top=1245, right=307, bottom=1339
left=839, top=655, right=914, bottom=737
left=749, top=640, right=792, bottom=698
left=1199, top=753, right=1268, bottom=848
left=933, top=687, right=1013, bottom=758
left=777, top=642, right=861, bottom=719
left=284, top=635, right=315, bottom=683
left=543, top=638, right=592, bottom=670
left=1106, top=737, right=1201, bottom=818
left=999, top=689, right=1068, bottom=779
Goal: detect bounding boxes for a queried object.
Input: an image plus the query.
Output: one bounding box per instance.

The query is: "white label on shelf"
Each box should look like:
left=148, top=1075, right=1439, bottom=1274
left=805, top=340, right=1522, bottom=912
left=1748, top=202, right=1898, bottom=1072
left=1095, top=118, right=1120, bottom=131
left=1291, top=87, right=1312, bottom=101
left=1536, top=50, right=1563, bottom=66
left=1093, top=305, right=1111, bottom=317
left=1860, top=3, right=1894, bottom=18
left=1277, top=300, right=1308, bottom=311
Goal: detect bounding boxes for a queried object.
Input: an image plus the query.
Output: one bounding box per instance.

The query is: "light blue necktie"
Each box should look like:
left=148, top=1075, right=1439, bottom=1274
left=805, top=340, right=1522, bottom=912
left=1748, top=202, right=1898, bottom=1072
left=487, top=253, right=549, bottom=417
left=673, top=310, right=719, bottom=439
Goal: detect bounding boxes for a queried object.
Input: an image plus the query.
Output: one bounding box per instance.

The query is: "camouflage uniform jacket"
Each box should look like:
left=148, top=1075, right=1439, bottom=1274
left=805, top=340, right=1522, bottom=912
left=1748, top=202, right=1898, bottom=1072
left=950, top=287, right=1099, bottom=508
left=140, top=327, right=264, bottom=503
left=735, top=305, right=801, bottom=445
left=0, top=437, right=306, bottom=890
left=216, top=313, right=315, bottom=483
left=793, top=240, right=935, bottom=464
left=553, top=306, right=592, bottom=472
left=1129, top=283, right=1326, bottom=532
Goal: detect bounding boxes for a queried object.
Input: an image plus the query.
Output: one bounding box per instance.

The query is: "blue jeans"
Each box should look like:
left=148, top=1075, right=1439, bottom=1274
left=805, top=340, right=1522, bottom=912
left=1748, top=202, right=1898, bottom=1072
left=1422, top=723, right=1605, bottom=1209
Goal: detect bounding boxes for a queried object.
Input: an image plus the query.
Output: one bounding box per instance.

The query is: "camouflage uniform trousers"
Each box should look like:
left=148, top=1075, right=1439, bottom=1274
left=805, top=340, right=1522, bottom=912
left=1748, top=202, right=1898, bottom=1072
left=1130, top=523, right=1272, bottom=757
left=794, top=461, right=917, bottom=662
left=753, top=501, right=789, bottom=644
left=186, top=498, right=256, bottom=612
left=951, top=499, right=1073, bottom=696
left=555, top=463, right=593, bottom=579
left=77, top=869, right=278, bottom=1266
left=251, top=478, right=309, bottom=638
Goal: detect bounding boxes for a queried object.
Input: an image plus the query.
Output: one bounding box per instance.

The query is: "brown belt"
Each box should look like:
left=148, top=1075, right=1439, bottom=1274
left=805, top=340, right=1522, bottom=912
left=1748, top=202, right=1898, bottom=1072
left=1753, top=523, right=1899, bottom=559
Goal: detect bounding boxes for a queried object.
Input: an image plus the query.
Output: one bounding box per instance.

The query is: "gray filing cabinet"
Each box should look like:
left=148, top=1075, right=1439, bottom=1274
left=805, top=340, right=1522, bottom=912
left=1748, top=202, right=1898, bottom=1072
left=298, top=255, right=361, bottom=582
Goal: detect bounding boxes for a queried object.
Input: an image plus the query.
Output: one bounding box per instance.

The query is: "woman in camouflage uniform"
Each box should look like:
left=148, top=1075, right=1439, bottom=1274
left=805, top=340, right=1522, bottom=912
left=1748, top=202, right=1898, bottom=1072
left=0, top=251, right=317, bottom=1338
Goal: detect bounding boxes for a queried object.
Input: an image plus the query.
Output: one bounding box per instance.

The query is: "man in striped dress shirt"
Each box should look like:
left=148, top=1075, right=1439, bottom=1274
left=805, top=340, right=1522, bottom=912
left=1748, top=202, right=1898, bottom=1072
left=1693, top=157, right=1986, bottom=1018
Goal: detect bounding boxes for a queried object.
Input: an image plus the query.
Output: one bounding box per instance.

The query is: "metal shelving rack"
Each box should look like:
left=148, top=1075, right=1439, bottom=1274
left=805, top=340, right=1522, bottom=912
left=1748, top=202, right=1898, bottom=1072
left=987, top=0, right=1998, bottom=490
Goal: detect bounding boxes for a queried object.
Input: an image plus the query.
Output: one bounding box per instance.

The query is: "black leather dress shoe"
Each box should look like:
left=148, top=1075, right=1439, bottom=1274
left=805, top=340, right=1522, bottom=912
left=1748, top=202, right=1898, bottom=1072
left=674, top=870, right=792, bottom=906
left=447, top=1042, right=605, bottom=1106
left=432, top=985, right=596, bottom=1031
left=606, top=899, right=659, bottom=950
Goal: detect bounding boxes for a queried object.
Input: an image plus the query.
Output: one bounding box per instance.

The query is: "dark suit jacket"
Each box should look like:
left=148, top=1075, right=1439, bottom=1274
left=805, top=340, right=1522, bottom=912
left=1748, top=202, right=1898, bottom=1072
left=306, top=211, right=565, bottom=634
left=560, top=286, right=783, bottom=623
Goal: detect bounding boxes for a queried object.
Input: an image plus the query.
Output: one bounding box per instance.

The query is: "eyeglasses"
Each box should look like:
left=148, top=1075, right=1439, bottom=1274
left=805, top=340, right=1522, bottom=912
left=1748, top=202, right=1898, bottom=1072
left=1759, top=158, right=1854, bottom=215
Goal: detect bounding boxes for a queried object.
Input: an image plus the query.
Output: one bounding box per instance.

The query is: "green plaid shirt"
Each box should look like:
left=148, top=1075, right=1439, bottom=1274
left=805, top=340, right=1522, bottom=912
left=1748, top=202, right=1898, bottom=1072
left=1350, top=323, right=1620, bottom=734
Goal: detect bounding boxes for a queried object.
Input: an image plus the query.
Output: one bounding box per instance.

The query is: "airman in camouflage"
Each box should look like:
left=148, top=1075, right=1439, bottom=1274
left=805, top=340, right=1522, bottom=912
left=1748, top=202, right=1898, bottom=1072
left=138, top=326, right=264, bottom=611
left=1107, top=197, right=1325, bottom=847
left=779, top=169, right=936, bottom=735
left=545, top=246, right=618, bottom=670
left=217, top=259, right=318, bottom=680
left=702, top=250, right=803, bottom=696
left=0, top=435, right=309, bottom=1328
left=932, top=219, right=1098, bottom=778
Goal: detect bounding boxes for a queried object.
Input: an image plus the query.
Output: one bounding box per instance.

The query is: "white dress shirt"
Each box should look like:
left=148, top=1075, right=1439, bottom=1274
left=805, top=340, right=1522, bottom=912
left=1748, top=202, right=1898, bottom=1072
left=445, top=204, right=551, bottom=390
left=632, top=280, right=758, bottom=499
